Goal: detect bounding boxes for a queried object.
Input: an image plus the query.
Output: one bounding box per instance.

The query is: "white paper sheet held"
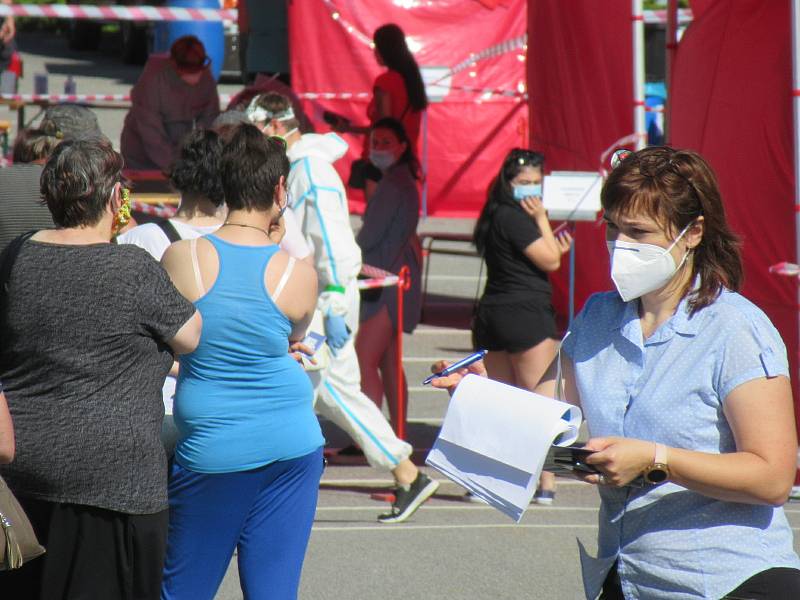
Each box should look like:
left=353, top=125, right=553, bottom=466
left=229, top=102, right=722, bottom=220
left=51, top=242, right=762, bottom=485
left=425, top=374, right=582, bottom=522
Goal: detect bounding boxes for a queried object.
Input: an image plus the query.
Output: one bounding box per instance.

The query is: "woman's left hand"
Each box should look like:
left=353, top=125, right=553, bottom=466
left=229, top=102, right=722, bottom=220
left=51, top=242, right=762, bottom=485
left=583, top=437, right=656, bottom=487
left=555, top=230, right=573, bottom=255
left=288, top=341, right=315, bottom=365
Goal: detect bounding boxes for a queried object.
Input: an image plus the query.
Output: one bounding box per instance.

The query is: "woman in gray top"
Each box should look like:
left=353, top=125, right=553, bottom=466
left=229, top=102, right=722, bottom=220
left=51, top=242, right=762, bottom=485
left=355, top=117, right=422, bottom=432
left=0, top=139, right=201, bottom=599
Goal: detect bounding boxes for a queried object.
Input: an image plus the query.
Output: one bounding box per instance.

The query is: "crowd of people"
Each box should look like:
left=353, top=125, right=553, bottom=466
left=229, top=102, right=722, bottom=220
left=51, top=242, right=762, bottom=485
left=1, top=21, right=800, bottom=600
left=0, top=25, right=441, bottom=599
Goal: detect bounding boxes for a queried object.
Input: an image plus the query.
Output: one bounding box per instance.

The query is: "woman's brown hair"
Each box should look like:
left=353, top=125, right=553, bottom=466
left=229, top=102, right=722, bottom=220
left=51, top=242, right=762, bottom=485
left=601, top=146, right=742, bottom=314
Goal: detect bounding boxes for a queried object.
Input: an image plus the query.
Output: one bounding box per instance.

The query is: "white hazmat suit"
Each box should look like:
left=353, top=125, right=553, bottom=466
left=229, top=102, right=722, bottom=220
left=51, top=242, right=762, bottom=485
left=287, top=132, right=413, bottom=470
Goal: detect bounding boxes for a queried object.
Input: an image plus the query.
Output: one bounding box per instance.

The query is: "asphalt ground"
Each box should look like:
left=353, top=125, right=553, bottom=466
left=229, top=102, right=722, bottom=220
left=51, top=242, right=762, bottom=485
left=6, top=30, right=800, bottom=600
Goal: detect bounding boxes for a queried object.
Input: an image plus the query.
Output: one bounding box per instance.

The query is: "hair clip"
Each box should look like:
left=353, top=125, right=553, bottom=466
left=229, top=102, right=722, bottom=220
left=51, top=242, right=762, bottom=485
left=610, top=148, right=632, bottom=170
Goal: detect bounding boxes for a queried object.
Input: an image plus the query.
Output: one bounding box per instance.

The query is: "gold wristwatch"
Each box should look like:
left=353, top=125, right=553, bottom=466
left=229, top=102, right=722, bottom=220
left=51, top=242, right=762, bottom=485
left=643, top=443, right=670, bottom=484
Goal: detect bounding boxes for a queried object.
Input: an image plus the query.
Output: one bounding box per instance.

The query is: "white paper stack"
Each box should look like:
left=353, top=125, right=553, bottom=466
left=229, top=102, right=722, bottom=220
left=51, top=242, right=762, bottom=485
left=425, top=374, right=582, bottom=522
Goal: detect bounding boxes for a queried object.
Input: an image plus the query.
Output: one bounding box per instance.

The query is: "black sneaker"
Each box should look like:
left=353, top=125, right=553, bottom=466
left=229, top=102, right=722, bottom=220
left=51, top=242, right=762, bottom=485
left=377, top=472, right=440, bottom=524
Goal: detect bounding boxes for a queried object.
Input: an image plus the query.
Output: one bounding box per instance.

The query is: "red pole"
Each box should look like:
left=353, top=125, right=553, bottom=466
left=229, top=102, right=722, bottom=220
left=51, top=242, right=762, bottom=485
left=395, top=265, right=411, bottom=440
left=665, top=0, right=678, bottom=143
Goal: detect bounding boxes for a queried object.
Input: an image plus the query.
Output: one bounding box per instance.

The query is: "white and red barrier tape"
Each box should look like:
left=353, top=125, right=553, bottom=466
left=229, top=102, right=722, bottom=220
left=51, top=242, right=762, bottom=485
left=357, top=265, right=399, bottom=290
left=0, top=4, right=691, bottom=25
left=0, top=4, right=236, bottom=22
left=0, top=87, right=525, bottom=106
left=770, top=262, right=800, bottom=277
left=0, top=93, right=132, bottom=103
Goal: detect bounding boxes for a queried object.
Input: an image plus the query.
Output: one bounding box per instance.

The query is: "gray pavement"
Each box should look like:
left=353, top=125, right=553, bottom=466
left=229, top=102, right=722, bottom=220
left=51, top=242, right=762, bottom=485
left=7, top=29, right=800, bottom=600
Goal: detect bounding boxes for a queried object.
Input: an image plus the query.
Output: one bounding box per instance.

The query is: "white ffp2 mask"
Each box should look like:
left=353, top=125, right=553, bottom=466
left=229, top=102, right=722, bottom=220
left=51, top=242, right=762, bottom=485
left=606, top=223, right=692, bottom=302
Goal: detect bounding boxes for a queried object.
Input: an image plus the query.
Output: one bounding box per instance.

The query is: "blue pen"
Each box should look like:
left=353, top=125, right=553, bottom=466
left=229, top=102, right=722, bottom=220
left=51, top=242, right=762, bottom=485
left=423, top=349, right=487, bottom=385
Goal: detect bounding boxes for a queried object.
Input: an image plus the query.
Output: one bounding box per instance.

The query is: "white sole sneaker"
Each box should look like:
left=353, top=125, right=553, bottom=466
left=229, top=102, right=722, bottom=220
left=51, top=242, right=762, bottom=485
left=378, top=477, right=440, bottom=524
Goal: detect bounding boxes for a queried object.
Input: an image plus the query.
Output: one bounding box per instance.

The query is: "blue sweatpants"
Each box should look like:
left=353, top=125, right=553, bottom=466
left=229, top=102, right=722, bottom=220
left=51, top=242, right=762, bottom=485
left=161, top=447, right=324, bottom=600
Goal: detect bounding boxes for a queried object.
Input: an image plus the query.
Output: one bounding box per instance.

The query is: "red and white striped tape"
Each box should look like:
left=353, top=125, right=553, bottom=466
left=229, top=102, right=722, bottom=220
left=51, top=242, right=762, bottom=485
left=0, top=93, right=132, bottom=103
left=769, top=262, right=800, bottom=277
left=1, top=87, right=522, bottom=107
left=130, top=200, right=176, bottom=219
left=0, top=4, right=236, bottom=22
left=643, top=9, right=693, bottom=24
left=357, top=264, right=399, bottom=290
left=448, top=35, right=527, bottom=80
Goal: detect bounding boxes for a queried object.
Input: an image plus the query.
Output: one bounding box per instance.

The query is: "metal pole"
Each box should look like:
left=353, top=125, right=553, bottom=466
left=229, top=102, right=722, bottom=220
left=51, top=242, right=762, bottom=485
left=395, top=266, right=410, bottom=440
left=791, top=0, right=800, bottom=454
left=568, top=241, right=576, bottom=327
left=793, top=0, right=800, bottom=355
left=421, top=110, right=429, bottom=219
left=632, top=0, right=647, bottom=149
left=665, top=0, right=678, bottom=143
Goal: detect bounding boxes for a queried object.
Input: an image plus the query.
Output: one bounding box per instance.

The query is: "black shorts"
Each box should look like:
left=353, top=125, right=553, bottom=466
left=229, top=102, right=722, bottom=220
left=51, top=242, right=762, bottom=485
left=472, top=298, right=558, bottom=353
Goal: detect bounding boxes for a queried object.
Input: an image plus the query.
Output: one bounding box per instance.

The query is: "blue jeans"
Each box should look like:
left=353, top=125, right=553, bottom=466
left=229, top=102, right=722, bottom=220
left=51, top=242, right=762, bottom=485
left=161, top=448, right=324, bottom=600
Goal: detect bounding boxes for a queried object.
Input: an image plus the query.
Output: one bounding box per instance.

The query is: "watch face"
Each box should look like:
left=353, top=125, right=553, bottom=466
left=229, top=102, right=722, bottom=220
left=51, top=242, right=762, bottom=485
left=646, top=467, right=669, bottom=484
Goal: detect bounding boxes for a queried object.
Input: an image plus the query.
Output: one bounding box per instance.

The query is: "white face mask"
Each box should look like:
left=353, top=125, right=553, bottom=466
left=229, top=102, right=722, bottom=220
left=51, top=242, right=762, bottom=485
left=606, top=223, right=692, bottom=302
left=370, top=149, right=396, bottom=171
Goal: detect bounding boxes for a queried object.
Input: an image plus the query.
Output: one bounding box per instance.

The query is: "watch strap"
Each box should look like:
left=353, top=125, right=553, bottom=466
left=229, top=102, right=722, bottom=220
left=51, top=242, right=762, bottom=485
left=654, top=443, right=668, bottom=467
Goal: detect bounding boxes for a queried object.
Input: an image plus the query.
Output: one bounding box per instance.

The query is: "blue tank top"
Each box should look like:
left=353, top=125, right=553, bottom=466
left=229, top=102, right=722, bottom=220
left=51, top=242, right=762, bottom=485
left=174, top=235, right=323, bottom=473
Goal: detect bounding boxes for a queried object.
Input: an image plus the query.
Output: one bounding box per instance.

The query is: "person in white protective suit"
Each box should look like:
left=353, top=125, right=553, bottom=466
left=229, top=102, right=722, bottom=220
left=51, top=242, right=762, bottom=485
left=247, top=93, right=439, bottom=523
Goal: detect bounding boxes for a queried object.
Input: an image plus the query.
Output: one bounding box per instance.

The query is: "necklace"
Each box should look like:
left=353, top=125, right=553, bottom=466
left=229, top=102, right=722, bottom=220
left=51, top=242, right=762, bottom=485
left=224, top=222, right=271, bottom=238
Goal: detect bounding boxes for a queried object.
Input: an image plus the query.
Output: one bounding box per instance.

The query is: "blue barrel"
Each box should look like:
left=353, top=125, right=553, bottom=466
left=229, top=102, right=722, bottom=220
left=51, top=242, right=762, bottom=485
left=152, top=0, right=224, bottom=81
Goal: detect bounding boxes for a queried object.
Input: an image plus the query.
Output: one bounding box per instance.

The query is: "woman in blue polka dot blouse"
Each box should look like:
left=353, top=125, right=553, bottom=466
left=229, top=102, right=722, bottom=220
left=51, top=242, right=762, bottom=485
left=434, top=146, right=800, bottom=599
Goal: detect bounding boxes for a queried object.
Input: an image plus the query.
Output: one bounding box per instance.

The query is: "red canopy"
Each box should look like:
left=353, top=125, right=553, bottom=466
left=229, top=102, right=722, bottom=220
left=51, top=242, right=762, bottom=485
left=288, top=0, right=527, bottom=216
left=670, top=0, right=798, bottom=395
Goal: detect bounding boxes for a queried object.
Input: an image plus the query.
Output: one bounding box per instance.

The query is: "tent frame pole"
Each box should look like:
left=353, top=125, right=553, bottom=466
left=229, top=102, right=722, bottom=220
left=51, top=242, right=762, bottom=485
left=632, top=0, right=646, bottom=149
left=665, top=0, right=678, bottom=143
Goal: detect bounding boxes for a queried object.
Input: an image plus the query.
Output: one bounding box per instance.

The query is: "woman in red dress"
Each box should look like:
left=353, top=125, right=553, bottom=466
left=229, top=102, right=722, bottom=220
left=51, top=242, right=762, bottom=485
left=333, top=23, right=428, bottom=198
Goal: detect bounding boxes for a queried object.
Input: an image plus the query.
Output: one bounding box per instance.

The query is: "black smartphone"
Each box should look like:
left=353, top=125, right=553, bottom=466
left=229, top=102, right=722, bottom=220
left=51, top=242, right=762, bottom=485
left=548, top=445, right=600, bottom=475
left=322, top=110, right=343, bottom=126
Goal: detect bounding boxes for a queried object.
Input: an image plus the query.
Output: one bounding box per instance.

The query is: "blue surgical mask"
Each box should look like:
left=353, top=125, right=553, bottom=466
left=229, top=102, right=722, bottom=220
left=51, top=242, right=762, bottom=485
left=370, top=149, right=396, bottom=171
left=513, top=183, right=542, bottom=201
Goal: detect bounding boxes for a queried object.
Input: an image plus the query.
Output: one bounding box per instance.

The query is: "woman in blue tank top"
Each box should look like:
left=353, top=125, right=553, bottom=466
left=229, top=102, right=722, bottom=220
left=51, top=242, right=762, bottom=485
left=159, top=124, right=324, bottom=600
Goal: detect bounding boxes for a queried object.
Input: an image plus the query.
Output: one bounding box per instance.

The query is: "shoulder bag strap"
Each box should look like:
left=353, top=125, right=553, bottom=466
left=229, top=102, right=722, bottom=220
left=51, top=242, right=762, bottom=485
left=156, top=219, right=183, bottom=244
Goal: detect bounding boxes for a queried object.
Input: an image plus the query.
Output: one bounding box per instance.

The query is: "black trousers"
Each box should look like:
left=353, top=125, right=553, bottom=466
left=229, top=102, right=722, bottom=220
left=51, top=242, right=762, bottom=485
left=0, top=496, right=169, bottom=600
left=600, top=562, right=800, bottom=600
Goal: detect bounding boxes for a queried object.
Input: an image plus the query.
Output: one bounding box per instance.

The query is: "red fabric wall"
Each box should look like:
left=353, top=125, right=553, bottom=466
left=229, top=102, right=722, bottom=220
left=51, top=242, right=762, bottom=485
left=670, top=0, right=798, bottom=399
left=527, top=1, right=634, bottom=325
left=289, top=0, right=527, bottom=216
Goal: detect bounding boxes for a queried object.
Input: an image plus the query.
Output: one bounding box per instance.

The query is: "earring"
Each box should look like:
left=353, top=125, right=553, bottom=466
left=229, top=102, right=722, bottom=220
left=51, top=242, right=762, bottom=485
left=113, top=187, right=132, bottom=234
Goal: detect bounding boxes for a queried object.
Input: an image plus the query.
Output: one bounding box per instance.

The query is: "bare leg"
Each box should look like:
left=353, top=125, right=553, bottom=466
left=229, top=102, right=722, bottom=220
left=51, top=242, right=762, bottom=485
left=391, top=459, right=418, bottom=486
left=380, top=326, right=408, bottom=433
left=355, top=307, right=392, bottom=409
left=509, top=337, right=559, bottom=392
left=509, top=337, right=561, bottom=497
left=483, top=350, right=516, bottom=385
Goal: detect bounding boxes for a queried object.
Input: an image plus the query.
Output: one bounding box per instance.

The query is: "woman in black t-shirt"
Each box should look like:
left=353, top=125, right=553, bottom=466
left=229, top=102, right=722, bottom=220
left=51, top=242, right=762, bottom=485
left=472, top=148, right=572, bottom=501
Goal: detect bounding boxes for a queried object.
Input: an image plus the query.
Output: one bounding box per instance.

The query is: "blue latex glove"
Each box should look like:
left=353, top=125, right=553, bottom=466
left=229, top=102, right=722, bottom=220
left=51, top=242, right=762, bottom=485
left=324, top=313, right=350, bottom=353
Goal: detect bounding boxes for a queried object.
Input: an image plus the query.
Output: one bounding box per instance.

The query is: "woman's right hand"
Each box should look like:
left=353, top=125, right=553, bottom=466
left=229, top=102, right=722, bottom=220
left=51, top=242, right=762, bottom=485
left=429, top=359, right=488, bottom=396
left=520, top=196, right=548, bottom=221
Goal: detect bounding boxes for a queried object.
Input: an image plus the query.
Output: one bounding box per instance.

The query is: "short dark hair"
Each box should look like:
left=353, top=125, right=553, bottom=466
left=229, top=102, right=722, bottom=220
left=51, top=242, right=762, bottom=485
left=40, top=104, right=103, bottom=142
left=602, top=146, right=742, bottom=314
left=40, top=139, right=124, bottom=228
left=168, top=129, right=224, bottom=207
left=12, top=128, right=60, bottom=163
left=220, top=124, right=289, bottom=211
left=170, top=35, right=208, bottom=73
